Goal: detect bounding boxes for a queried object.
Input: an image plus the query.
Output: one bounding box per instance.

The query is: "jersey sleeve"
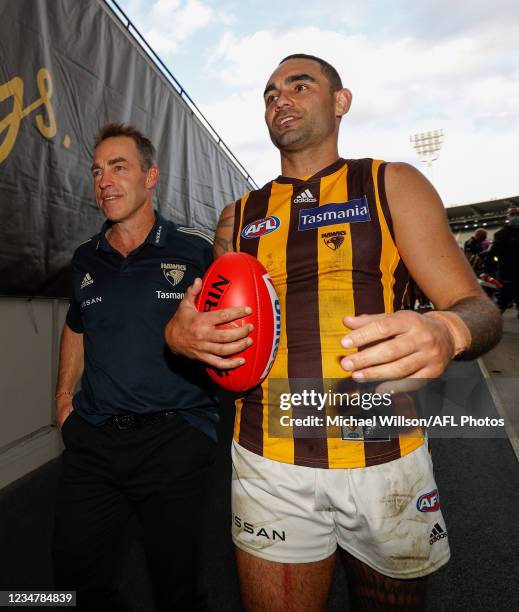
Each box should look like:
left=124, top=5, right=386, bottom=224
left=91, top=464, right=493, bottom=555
left=202, top=240, right=214, bottom=272
left=65, top=255, right=83, bottom=333
left=66, top=300, right=82, bottom=333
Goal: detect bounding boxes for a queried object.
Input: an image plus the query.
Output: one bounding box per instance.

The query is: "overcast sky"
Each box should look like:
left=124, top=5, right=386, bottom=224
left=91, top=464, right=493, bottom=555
left=114, top=0, right=519, bottom=206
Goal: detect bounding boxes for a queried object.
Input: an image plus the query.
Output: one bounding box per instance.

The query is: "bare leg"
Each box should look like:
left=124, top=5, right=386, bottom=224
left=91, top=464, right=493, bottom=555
left=339, top=548, right=428, bottom=611
left=235, top=547, right=336, bottom=612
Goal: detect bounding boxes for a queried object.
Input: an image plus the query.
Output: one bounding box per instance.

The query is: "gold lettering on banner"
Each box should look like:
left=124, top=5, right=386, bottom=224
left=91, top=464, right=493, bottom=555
left=0, top=68, right=57, bottom=164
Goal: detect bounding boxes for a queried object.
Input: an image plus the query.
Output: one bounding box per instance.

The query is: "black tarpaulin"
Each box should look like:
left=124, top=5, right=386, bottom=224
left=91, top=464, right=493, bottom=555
left=0, top=0, right=251, bottom=296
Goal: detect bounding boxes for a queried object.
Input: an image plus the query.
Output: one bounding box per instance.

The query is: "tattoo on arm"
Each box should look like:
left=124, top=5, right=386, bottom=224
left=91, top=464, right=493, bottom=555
left=214, top=206, right=236, bottom=257
left=214, top=234, right=233, bottom=256
left=448, top=296, right=502, bottom=360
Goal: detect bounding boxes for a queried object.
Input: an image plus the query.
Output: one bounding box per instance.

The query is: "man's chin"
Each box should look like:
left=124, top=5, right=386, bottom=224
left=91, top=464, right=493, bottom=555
left=98, top=203, right=125, bottom=222
left=270, top=131, right=308, bottom=152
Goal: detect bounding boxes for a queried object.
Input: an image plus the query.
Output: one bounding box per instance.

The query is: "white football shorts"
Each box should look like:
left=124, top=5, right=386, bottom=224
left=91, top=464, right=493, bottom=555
left=231, top=440, right=450, bottom=579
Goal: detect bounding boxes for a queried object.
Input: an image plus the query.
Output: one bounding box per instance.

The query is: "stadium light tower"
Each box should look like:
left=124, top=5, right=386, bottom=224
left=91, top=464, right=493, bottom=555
left=409, top=129, right=444, bottom=183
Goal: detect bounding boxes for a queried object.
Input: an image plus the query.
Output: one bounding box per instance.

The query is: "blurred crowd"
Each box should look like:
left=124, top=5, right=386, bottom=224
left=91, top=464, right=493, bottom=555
left=463, top=207, right=519, bottom=315
left=406, top=207, right=519, bottom=314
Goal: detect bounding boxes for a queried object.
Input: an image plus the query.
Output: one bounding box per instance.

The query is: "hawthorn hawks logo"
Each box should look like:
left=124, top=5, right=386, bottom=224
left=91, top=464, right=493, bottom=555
left=161, top=263, right=186, bottom=287
left=322, top=230, right=346, bottom=250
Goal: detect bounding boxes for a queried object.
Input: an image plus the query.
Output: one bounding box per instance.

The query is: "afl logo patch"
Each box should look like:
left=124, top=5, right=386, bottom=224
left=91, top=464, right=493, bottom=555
left=241, top=216, right=281, bottom=239
left=417, top=490, right=440, bottom=512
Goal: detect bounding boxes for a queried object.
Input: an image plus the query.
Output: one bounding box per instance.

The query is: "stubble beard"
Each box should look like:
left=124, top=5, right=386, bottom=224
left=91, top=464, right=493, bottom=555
left=268, top=123, right=315, bottom=153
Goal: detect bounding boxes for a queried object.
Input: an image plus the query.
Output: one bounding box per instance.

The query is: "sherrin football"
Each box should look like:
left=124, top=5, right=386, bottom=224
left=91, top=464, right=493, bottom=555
left=196, top=252, right=281, bottom=392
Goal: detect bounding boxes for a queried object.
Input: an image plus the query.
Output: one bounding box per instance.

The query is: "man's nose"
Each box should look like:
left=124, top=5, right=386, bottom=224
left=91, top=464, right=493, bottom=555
left=99, top=172, right=111, bottom=189
left=275, top=91, right=293, bottom=111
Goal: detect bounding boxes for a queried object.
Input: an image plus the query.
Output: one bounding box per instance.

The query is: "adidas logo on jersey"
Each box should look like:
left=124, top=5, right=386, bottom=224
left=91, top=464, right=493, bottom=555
left=80, top=272, right=94, bottom=289
left=429, top=523, right=448, bottom=545
left=293, top=189, right=317, bottom=204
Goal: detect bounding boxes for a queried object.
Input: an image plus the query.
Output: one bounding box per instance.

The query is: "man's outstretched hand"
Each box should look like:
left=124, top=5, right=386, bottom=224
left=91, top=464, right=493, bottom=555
left=165, top=277, right=253, bottom=369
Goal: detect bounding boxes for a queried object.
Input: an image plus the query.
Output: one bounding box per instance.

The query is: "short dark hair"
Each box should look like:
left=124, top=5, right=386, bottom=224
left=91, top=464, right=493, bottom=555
left=94, top=123, right=156, bottom=171
left=279, top=54, right=343, bottom=92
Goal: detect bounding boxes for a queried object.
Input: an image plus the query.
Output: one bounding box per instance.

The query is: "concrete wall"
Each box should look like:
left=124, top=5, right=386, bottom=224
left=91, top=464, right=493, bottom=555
left=0, top=298, right=69, bottom=489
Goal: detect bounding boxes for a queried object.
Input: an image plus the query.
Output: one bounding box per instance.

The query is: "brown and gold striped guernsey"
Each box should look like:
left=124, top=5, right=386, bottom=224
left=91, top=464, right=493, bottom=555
left=232, top=158, right=424, bottom=468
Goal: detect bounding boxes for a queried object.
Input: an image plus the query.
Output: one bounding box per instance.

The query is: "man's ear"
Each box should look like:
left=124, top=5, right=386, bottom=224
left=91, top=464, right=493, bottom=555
left=146, top=165, right=160, bottom=188
left=335, top=88, right=353, bottom=118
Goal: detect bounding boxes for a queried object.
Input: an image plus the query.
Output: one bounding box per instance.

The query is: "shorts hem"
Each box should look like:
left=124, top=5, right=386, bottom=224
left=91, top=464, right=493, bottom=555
left=232, top=537, right=337, bottom=564
left=338, top=542, right=451, bottom=579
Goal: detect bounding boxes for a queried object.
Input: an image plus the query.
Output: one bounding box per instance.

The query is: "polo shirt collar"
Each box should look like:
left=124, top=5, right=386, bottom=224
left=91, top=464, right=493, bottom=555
left=146, top=211, right=170, bottom=248
left=95, top=210, right=171, bottom=252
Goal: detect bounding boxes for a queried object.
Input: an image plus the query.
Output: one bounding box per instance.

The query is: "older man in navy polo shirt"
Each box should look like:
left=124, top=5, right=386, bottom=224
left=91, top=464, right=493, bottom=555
left=52, top=123, right=250, bottom=611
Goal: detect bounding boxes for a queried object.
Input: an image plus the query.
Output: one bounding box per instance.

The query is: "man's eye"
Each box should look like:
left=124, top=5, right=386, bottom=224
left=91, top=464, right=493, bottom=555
left=266, top=95, right=278, bottom=105
left=295, top=84, right=308, bottom=92
left=92, top=170, right=101, bottom=178
left=114, top=165, right=124, bottom=171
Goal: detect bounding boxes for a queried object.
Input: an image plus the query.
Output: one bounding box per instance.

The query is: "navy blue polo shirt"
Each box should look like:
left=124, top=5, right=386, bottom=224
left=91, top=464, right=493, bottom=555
left=66, top=211, right=218, bottom=440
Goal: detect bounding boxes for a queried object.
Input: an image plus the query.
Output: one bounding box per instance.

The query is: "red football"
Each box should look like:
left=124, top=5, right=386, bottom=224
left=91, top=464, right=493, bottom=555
left=196, top=252, right=281, bottom=392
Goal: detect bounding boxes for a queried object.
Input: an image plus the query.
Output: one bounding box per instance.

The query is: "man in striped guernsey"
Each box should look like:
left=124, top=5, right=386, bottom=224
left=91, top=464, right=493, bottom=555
left=166, top=55, right=501, bottom=610
left=231, top=157, right=420, bottom=470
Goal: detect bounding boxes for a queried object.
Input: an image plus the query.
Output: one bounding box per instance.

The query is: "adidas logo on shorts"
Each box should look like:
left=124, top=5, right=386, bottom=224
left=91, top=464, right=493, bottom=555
left=293, top=189, right=317, bottom=204
left=429, top=522, right=448, bottom=545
